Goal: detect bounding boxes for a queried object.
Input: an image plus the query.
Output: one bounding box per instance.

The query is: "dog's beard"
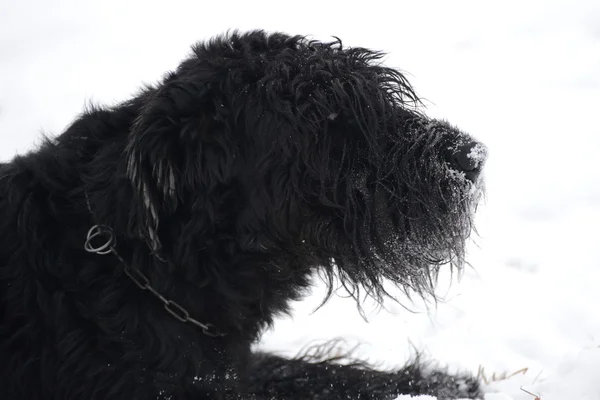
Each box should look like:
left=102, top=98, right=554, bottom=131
left=319, top=133, right=485, bottom=306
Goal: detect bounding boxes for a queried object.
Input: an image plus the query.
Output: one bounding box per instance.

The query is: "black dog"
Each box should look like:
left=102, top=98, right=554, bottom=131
left=0, top=31, right=486, bottom=399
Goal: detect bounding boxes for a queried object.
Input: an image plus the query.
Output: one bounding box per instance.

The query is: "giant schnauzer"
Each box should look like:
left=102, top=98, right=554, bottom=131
left=0, top=30, right=486, bottom=399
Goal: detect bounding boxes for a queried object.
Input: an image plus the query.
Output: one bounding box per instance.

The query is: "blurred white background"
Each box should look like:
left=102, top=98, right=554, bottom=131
left=1, top=1, right=599, bottom=398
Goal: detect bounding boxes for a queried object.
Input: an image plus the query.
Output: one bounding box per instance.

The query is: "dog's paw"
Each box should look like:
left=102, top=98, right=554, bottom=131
left=406, top=368, right=483, bottom=400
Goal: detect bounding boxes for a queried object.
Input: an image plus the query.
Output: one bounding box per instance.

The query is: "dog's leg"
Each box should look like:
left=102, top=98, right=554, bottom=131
left=245, top=352, right=482, bottom=400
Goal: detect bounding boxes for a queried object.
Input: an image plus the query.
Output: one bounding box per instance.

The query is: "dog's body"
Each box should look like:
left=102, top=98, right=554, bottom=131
left=0, top=31, right=486, bottom=399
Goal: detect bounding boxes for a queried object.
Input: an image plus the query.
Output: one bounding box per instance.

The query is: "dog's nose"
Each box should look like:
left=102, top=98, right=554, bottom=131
left=447, top=141, right=487, bottom=182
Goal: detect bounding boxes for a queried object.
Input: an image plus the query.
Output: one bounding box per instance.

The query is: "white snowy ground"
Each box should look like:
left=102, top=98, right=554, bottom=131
left=1, top=1, right=599, bottom=399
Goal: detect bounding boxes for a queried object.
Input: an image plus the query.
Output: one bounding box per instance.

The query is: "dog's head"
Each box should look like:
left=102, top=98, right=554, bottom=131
left=124, top=30, right=486, bottom=303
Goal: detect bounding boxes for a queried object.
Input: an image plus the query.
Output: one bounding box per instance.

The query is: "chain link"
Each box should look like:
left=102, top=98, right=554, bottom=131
left=84, top=222, right=225, bottom=338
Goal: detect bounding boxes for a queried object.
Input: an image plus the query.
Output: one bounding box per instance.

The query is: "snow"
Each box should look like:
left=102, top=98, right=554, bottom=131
left=1, top=0, right=599, bottom=399
left=467, top=144, right=487, bottom=167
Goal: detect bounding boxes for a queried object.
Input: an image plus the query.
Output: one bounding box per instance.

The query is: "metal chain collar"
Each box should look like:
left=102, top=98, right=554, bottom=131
left=83, top=195, right=224, bottom=338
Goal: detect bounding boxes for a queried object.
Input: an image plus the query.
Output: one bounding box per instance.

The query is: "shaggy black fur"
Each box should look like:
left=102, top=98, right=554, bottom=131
left=0, top=30, right=486, bottom=399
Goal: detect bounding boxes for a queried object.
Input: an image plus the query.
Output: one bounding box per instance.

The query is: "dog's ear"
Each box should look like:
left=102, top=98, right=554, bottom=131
left=124, top=74, right=211, bottom=253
